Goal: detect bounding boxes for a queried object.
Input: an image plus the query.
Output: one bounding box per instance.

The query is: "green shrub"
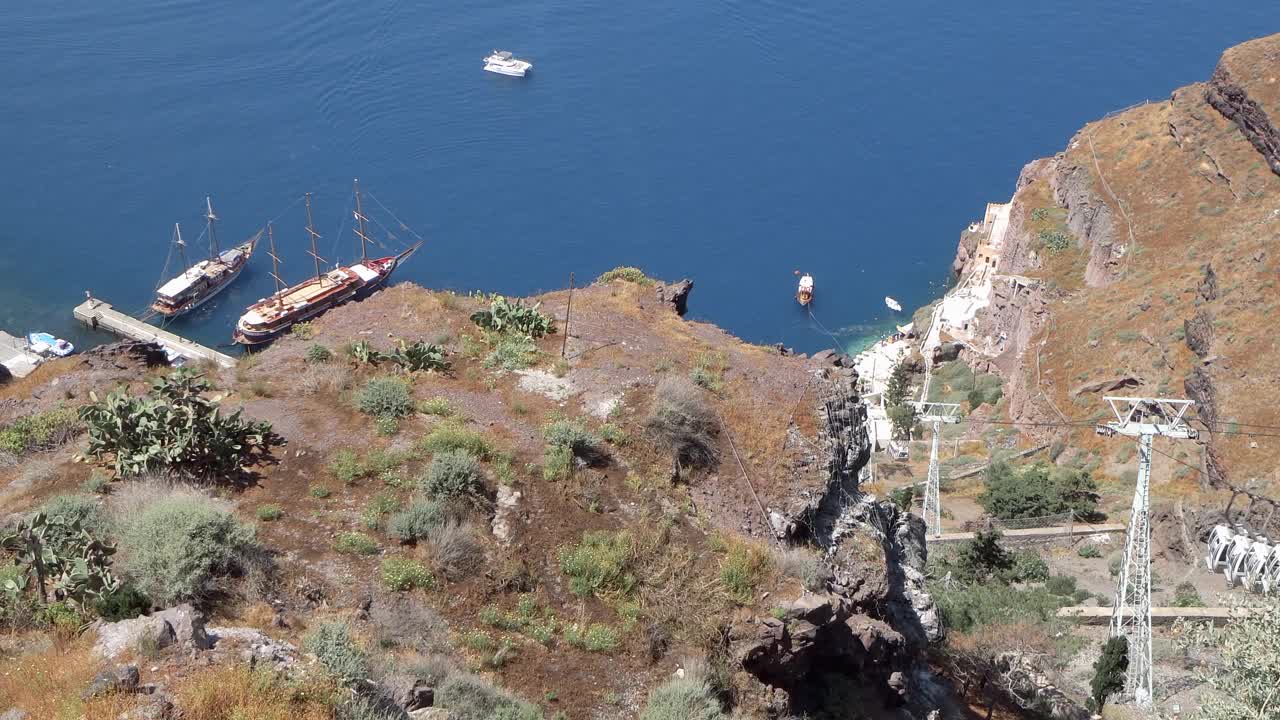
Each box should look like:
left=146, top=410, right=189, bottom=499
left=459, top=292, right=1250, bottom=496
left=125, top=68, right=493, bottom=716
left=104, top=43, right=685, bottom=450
left=310, top=484, right=332, bottom=499
left=375, top=416, right=399, bottom=437
left=1045, top=575, right=1077, bottom=596
left=596, top=267, right=654, bottom=286
left=334, top=532, right=379, bottom=555
left=774, top=547, right=831, bottom=593
left=420, top=450, right=483, bottom=502
left=721, top=541, right=771, bottom=605
left=419, top=397, right=454, bottom=417
left=543, top=419, right=601, bottom=459
left=1038, top=229, right=1071, bottom=252
left=419, top=422, right=493, bottom=459
left=305, top=344, right=333, bottom=363
left=0, top=407, right=82, bottom=455
left=541, top=444, right=573, bottom=482
left=639, top=677, right=726, bottom=720
left=978, top=461, right=1100, bottom=521
left=1008, top=550, right=1049, bottom=583
left=79, top=370, right=281, bottom=477
left=356, top=377, right=413, bottom=419
left=329, top=449, right=366, bottom=484
left=470, top=296, right=554, bottom=338
left=935, top=530, right=1012, bottom=585
left=559, top=530, right=636, bottom=597
left=436, top=674, right=544, bottom=720
left=387, top=499, right=446, bottom=542
left=599, top=423, right=628, bottom=446
left=1172, top=581, right=1204, bottom=607
left=256, top=504, right=283, bottom=522
left=1078, top=544, right=1103, bottom=559
left=82, top=472, right=110, bottom=495
left=362, top=491, right=401, bottom=531
left=483, top=335, right=539, bottom=371
left=92, top=583, right=151, bottom=622
left=304, top=621, right=369, bottom=684
left=889, top=485, right=917, bottom=512
left=117, top=492, right=262, bottom=605
left=291, top=322, right=317, bottom=340
left=562, top=622, right=620, bottom=652
left=40, top=494, right=108, bottom=543
left=934, top=584, right=1072, bottom=633
left=382, top=557, right=435, bottom=591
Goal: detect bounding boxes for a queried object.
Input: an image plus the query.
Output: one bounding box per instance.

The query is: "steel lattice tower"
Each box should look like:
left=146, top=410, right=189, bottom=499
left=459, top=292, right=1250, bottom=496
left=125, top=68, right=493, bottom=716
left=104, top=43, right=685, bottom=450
left=914, top=402, right=960, bottom=537
left=1098, top=397, right=1196, bottom=708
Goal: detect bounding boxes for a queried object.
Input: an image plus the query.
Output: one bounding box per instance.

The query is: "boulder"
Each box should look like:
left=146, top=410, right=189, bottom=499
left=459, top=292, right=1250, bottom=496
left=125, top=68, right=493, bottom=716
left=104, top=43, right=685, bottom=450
left=0, top=709, right=29, bottom=720
left=94, top=605, right=211, bottom=659
left=207, top=626, right=299, bottom=670
left=380, top=673, right=434, bottom=711
left=121, top=696, right=174, bottom=720
left=82, top=664, right=140, bottom=699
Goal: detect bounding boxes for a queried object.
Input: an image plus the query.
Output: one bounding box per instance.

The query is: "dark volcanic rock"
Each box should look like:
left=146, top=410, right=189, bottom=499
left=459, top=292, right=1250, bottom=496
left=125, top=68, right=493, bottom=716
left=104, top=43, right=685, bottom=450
left=1184, top=310, right=1215, bottom=358
left=83, top=664, right=140, bottom=699
left=1205, top=52, right=1280, bottom=176
left=655, top=279, right=694, bottom=316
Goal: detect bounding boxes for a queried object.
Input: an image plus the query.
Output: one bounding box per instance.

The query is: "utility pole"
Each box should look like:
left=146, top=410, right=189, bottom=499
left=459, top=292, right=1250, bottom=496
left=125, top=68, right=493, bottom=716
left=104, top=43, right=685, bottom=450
left=561, top=272, right=574, bottom=359
left=1096, top=396, right=1196, bottom=709
left=913, top=401, right=960, bottom=537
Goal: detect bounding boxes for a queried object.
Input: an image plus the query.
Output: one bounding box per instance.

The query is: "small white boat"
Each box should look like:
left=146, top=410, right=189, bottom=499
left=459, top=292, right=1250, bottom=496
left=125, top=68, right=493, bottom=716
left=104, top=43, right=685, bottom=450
left=26, top=332, right=74, bottom=358
left=484, top=50, right=533, bottom=77
left=885, top=296, right=902, bottom=312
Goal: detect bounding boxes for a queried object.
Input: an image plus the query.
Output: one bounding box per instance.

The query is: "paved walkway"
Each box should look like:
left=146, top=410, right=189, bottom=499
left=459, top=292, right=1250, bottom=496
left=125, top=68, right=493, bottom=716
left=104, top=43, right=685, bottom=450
left=928, top=523, right=1126, bottom=543
left=1057, top=606, right=1252, bottom=625
left=0, top=331, right=44, bottom=378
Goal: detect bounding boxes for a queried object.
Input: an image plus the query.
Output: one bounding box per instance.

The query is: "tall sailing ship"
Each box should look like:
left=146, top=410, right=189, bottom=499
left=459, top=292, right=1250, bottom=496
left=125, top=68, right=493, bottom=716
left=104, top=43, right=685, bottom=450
left=232, top=180, right=422, bottom=346
left=151, top=197, right=261, bottom=318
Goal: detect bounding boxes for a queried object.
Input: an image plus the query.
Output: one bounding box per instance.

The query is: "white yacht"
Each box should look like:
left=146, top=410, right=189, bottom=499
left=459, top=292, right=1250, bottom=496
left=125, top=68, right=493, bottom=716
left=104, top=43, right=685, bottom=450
left=484, top=50, right=532, bottom=77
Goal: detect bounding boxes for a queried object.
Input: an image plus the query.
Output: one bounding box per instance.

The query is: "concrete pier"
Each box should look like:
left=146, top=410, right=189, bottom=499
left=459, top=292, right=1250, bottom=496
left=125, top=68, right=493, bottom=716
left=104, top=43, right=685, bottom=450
left=73, top=299, right=236, bottom=369
left=0, top=331, right=44, bottom=378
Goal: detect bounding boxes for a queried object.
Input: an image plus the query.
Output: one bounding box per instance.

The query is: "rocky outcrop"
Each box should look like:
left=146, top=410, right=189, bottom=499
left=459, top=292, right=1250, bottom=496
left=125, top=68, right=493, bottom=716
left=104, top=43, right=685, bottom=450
left=992, top=653, right=1092, bottom=720
left=732, top=594, right=909, bottom=711
left=735, top=373, right=944, bottom=716
left=1184, top=310, right=1214, bottom=359
left=94, top=604, right=211, bottom=659
left=1050, top=159, right=1123, bottom=287
left=655, top=279, right=694, bottom=316
left=1205, top=47, right=1280, bottom=176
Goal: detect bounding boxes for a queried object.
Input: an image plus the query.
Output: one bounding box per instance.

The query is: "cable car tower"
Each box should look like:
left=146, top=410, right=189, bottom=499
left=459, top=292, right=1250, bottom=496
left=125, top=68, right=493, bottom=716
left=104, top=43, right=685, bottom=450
left=913, top=401, right=961, bottom=537
left=1096, top=396, right=1196, bottom=708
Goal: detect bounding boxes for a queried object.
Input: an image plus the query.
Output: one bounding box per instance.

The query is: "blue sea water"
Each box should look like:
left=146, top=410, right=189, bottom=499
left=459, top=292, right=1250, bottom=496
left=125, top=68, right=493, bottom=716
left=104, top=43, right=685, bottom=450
left=0, top=1, right=1272, bottom=354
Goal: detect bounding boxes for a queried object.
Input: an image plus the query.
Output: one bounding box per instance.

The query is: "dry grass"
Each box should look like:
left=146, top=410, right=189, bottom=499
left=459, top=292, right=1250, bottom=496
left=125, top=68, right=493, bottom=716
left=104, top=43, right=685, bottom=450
left=174, top=664, right=338, bottom=720
left=0, top=635, right=134, bottom=720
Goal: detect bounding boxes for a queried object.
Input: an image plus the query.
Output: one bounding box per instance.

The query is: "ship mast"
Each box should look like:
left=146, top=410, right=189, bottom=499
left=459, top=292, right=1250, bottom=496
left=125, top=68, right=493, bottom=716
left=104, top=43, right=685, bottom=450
left=266, top=222, right=285, bottom=311
left=304, top=192, right=325, bottom=281
left=174, top=223, right=189, bottom=271
left=352, top=178, right=371, bottom=263
left=205, top=196, right=221, bottom=258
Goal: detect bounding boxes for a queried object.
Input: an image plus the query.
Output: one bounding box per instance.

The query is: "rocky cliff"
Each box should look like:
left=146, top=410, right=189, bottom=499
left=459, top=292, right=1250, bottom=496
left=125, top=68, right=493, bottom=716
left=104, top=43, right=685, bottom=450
left=948, top=33, right=1280, bottom=497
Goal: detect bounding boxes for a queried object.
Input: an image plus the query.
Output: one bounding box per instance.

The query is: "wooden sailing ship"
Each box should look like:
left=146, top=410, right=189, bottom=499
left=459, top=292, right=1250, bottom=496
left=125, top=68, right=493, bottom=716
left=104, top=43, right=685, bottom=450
left=151, top=197, right=261, bottom=318
left=232, top=181, right=423, bottom=346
